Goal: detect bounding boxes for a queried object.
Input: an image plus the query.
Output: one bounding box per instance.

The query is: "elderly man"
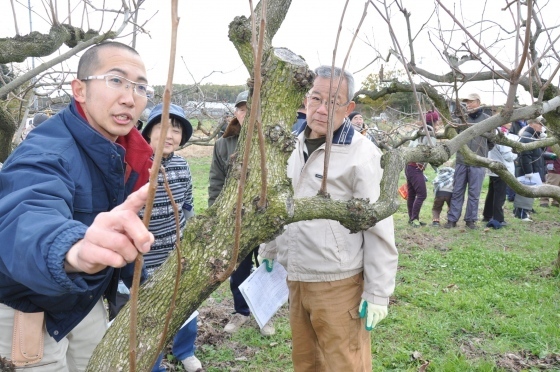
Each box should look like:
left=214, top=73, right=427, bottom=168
left=260, top=65, right=398, bottom=371
left=0, top=41, right=154, bottom=371
left=445, top=92, right=490, bottom=229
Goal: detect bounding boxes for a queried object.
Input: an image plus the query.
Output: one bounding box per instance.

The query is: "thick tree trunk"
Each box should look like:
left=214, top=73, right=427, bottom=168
left=0, top=107, right=15, bottom=163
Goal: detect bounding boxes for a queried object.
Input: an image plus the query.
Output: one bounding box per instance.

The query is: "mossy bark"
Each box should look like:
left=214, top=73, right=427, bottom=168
left=0, top=25, right=111, bottom=64
left=0, top=106, right=15, bottom=163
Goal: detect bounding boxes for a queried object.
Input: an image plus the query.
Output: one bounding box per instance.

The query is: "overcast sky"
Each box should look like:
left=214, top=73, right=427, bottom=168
left=3, top=1, right=559, bottom=106
left=133, top=0, right=443, bottom=90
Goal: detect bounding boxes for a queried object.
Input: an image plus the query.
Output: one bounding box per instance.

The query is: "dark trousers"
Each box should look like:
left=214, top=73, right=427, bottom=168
left=405, top=164, right=427, bottom=221
left=506, top=185, right=515, bottom=202
left=483, top=176, right=507, bottom=223
left=230, top=247, right=259, bottom=316
left=432, top=191, right=452, bottom=221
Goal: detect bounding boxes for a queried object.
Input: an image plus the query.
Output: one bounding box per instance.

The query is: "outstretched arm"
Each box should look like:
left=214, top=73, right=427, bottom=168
left=65, top=184, right=154, bottom=274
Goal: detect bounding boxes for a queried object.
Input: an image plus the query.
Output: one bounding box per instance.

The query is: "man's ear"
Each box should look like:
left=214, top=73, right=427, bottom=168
left=71, top=79, right=86, bottom=103
left=346, top=101, right=356, bottom=115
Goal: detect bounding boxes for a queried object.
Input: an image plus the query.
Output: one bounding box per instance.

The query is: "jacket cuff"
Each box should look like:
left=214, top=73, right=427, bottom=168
left=47, top=223, right=88, bottom=291
left=361, top=291, right=390, bottom=306
left=258, top=241, right=277, bottom=260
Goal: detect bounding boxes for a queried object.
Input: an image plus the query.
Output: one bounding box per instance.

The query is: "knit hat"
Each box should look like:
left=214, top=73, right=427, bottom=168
left=143, top=103, right=193, bottom=146
left=425, top=111, right=439, bottom=124
left=348, top=111, right=362, bottom=121
left=32, top=113, right=49, bottom=127
left=235, top=90, right=249, bottom=107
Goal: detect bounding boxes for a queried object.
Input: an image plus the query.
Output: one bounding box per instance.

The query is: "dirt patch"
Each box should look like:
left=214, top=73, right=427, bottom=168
left=162, top=286, right=290, bottom=371
left=457, top=337, right=560, bottom=371
left=177, top=144, right=214, bottom=158
left=495, top=350, right=560, bottom=371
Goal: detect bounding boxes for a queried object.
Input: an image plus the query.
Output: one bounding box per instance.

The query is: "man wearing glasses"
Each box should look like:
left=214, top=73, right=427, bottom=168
left=0, top=41, right=154, bottom=371
left=260, top=66, right=398, bottom=371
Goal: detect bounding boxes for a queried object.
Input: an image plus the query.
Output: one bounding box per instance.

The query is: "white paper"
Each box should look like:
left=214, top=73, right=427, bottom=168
left=239, top=262, right=289, bottom=329
left=517, top=173, right=542, bottom=186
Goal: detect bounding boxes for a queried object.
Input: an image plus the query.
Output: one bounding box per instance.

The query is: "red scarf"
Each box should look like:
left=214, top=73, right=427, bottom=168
left=76, top=102, right=152, bottom=192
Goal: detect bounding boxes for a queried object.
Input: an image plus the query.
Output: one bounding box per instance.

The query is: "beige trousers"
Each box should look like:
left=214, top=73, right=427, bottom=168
left=0, top=299, right=107, bottom=372
left=540, top=173, right=560, bottom=206
left=288, top=273, right=372, bottom=372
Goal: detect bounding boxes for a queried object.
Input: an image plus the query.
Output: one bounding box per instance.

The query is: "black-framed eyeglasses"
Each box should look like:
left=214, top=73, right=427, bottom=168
left=80, top=74, right=154, bottom=99
left=306, top=94, right=350, bottom=109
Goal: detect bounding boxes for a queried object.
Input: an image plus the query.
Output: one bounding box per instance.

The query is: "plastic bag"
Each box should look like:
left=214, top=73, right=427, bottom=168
left=398, top=183, right=408, bottom=199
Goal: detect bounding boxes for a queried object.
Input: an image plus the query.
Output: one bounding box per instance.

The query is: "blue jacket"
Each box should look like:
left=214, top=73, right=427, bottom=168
left=0, top=100, right=152, bottom=341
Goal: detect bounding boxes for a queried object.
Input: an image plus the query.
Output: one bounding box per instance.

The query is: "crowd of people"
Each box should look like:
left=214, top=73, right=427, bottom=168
left=401, top=93, right=558, bottom=229
left=0, top=40, right=557, bottom=371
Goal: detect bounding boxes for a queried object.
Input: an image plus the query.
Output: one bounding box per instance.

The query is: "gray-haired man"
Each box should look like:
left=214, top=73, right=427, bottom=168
left=260, top=66, right=398, bottom=371
left=445, top=92, right=490, bottom=229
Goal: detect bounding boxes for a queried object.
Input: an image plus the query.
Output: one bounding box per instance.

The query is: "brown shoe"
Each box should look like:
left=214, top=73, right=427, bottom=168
left=444, top=221, right=457, bottom=228
left=465, top=221, right=478, bottom=229
left=224, top=313, right=250, bottom=334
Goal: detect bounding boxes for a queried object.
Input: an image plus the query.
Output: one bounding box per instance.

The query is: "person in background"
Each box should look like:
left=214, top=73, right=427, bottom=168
left=208, top=90, right=275, bottom=337
left=348, top=111, right=364, bottom=132
left=405, top=112, right=436, bottom=227
left=540, top=146, right=560, bottom=208
left=515, top=119, right=546, bottom=221
left=482, top=123, right=517, bottom=227
left=21, top=112, right=49, bottom=140
left=291, top=102, right=307, bottom=132
left=349, top=110, right=380, bottom=145
left=431, top=167, right=455, bottom=226
left=140, top=103, right=200, bottom=372
left=0, top=41, right=154, bottom=371
left=510, top=120, right=526, bottom=136
left=260, top=66, right=398, bottom=371
left=445, top=93, right=490, bottom=229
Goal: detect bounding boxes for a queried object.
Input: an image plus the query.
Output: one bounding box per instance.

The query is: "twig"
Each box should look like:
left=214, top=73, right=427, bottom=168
left=129, top=0, right=180, bottom=370
left=150, top=166, right=183, bottom=369
left=436, top=0, right=511, bottom=73
left=252, top=3, right=268, bottom=209
left=370, top=0, right=434, bottom=146
left=320, top=0, right=367, bottom=195
left=10, top=0, right=19, bottom=36
left=218, top=0, right=267, bottom=282
left=320, top=0, right=351, bottom=197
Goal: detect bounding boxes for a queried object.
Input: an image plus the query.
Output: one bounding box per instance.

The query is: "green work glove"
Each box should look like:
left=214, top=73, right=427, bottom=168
left=359, top=299, right=388, bottom=331
left=262, top=258, right=274, bottom=272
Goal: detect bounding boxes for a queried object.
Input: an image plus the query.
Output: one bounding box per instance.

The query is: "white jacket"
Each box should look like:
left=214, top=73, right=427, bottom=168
left=260, top=121, right=398, bottom=306
left=488, top=132, right=517, bottom=176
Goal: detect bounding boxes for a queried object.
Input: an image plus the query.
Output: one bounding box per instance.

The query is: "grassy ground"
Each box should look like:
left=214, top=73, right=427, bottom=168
left=171, top=156, right=560, bottom=372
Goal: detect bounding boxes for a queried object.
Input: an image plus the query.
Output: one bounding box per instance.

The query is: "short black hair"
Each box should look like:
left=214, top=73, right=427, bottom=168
left=77, top=41, right=139, bottom=79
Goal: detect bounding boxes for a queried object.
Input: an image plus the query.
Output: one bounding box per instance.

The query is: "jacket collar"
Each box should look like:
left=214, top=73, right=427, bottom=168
left=468, top=108, right=483, bottom=119
left=67, top=99, right=152, bottom=192
left=297, top=118, right=355, bottom=145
